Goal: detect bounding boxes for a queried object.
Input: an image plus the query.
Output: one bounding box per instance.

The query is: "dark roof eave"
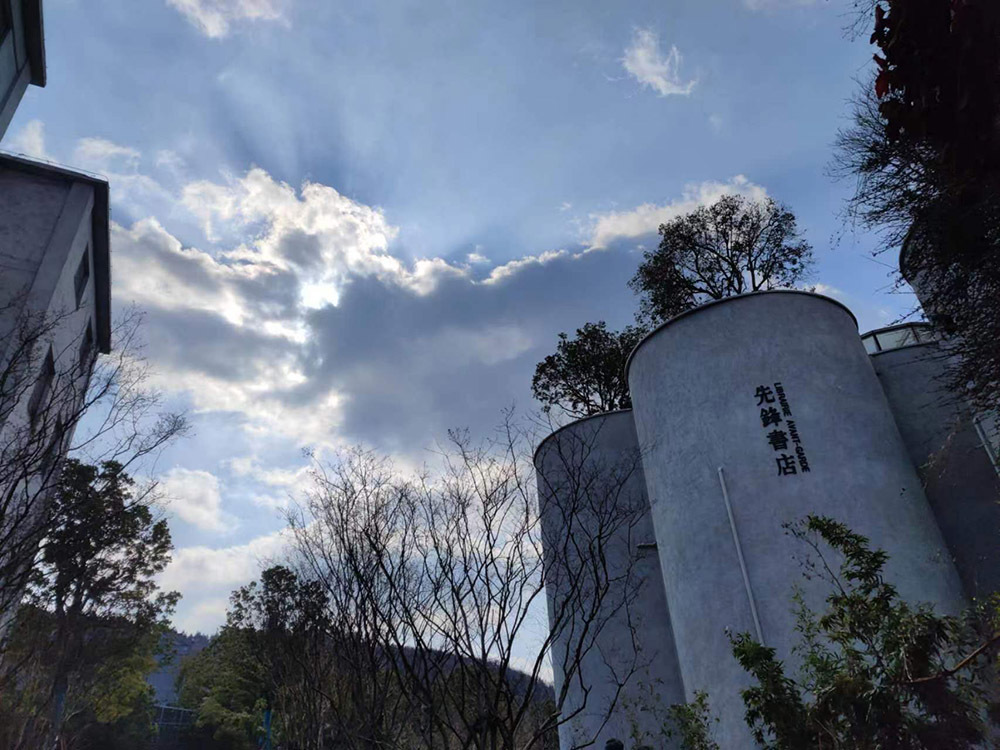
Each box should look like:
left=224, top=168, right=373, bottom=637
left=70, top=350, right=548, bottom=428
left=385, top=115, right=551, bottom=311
left=23, top=0, right=46, bottom=87
left=91, top=181, right=111, bottom=353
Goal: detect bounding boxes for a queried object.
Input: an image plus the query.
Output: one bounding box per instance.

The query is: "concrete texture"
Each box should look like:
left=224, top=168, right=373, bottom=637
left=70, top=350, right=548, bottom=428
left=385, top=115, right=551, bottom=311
left=872, top=338, right=1000, bottom=599
left=626, top=291, right=966, bottom=750
left=535, top=410, right=685, bottom=749
left=0, top=154, right=111, bottom=353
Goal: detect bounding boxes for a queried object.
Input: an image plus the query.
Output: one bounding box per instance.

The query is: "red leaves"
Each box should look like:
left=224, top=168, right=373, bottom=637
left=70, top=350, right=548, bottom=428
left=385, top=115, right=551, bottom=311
left=875, top=70, right=891, bottom=99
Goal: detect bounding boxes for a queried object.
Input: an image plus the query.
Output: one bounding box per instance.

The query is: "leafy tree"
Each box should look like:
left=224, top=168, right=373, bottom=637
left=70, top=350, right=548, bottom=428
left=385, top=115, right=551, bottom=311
left=0, top=303, right=187, bottom=643
left=0, top=459, right=180, bottom=749
left=531, top=321, right=648, bottom=418
left=664, top=692, right=720, bottom=750
left=730, top=515, right=1000, bottom=749
left=226, top=566, right=336, bottom=750
left=628, top=194, right=813, bottom=325
left=836, top=0, right=1000, bottom=423
left=176, top=628, right=267, bottom=750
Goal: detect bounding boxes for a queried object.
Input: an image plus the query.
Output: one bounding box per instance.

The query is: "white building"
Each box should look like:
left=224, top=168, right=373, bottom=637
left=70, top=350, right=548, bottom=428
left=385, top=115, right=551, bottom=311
left=0, top=0, right=45, bottom=139
left=0, top=153, right=110, bottom=636
left=538, top=291, right=1000, bottom=750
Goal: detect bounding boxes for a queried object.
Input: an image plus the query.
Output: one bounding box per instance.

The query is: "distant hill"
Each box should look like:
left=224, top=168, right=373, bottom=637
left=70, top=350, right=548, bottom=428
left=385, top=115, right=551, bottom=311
left=147, top=628, right=554, bottom=707
left=148, top=630, right=211, bottom=705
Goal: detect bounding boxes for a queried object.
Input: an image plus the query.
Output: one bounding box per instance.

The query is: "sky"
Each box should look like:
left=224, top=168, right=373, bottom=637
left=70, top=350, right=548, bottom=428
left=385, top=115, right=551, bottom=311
left=1, top=0, right=914, bottom=637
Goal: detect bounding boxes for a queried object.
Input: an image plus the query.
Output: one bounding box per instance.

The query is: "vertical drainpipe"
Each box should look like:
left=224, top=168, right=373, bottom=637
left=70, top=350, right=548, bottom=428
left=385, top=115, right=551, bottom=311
left=718, top=467, right=764, bottom=644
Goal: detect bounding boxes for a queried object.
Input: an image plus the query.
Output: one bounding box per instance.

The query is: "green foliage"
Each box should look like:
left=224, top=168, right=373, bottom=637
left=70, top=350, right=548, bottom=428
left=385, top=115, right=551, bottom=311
left=31, top=459, right=178, bottom=627
left=531, top=321, right=648, bottom=418
left=177, top=567, right=337, bottom=750
left=176, top=628, right=269, bottom=750
left=628, top=194, right=813, bottom=325
left=730, top=515, right=999, bottom=750
left=0, top=459, right=178, bottom=749
left=665, top=691, right=720, bottom=750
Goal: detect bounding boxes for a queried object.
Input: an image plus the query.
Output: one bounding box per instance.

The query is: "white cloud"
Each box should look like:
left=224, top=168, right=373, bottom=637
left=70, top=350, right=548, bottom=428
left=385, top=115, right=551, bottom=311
left=622, top=28, right=695, bottom=97
left=4, top=119, right=52, bottom=160
left=174, top=598, right=230, bottom=634
left=482, top=250, right=569, bottom=285
left=812, top=283, right=846, bottom=300
left=105, top=163, right=473, bottom=445
left=73, top=138, right=142, bottom=173
left=160, top=529, right=289, bottom=592
left=230, top=457, right=312, bottom=511
left=180, top=167, right=465, bottom=302
left=161, top=467, right=234, bottom=533
left=167, top=0, right=290, bottom=38
left=587, top=175, right=768, bottom=248
left=160, top=529, right=291, bottom=632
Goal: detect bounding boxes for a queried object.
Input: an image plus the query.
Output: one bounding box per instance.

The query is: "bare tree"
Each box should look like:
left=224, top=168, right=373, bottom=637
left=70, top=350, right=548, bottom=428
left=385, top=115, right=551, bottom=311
left=289, top=450, right=426, bottom=750
left=0, top=296, right=187, bottom=644
left=288, top=414, right=650, bottom=750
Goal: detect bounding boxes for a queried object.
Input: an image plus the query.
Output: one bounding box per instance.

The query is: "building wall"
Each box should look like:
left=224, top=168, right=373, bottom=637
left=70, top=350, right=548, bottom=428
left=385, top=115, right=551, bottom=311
left=0, top=168, right=100, bottom=638
left=535, top=410, right=685, bottom=750
left=0, top=0, right=42, bottom=140
left=625, top=291, right=966, bottom=750
left=872, top=341, right=1000, bottom=598
left=0, top=168, right=73, bottom=324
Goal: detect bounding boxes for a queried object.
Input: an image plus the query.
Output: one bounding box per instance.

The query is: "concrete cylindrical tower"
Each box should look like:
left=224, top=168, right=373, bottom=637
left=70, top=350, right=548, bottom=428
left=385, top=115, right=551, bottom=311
left=535, top=410, right=685, bottom=750
left=626, top=291, right=966, bottom=750
left=866, top=324, right=1000, bottom=598
left=899, top=229, right=1000, bottom=478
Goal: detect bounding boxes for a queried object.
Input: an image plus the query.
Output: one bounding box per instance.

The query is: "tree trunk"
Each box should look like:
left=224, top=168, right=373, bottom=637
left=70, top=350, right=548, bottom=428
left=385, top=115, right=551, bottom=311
left=45, top=666, right=68, bottom=750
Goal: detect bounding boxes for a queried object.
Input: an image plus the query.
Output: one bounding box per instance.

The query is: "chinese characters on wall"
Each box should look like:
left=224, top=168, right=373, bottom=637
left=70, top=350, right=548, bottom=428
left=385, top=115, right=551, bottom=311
left=755, top=382, right=811, bottom=476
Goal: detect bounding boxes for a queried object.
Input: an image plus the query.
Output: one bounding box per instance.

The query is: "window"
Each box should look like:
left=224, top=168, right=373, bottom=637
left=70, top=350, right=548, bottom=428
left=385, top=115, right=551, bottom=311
left=39, top=417, right=66, bottom=482
left=861, top=324, right=937, bottom=354
left=874, top=326, right=919, bottom=351
left=78, top=322, right=94, bottom=373
left=74, top=246, right=90, bottom=309
left=27, top=348, right=55, bottom=430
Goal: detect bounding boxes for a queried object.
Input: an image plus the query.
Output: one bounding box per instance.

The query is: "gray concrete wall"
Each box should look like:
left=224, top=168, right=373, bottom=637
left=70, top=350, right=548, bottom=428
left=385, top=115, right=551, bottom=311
left=873, top=342, right=1000, bottom=598
left=0, top=170, right=99, bottom=640
left=626, top=291, right=966, bottom=750
left=0, top=168, right=72, bottom=314
left=0, top=0, right=38, bottom=140
left=535, top=410, right=685, bottom=749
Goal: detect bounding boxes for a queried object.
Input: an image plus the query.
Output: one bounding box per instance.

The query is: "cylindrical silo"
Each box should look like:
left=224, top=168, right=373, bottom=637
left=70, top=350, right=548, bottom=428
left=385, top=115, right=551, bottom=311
left=866, top=323, right=1000, bottom=599
left=900, top=228, right=1000, bottom=477
left=535, top=410, right=685, bottom=750
left=626, top=291, right=966, bottom=750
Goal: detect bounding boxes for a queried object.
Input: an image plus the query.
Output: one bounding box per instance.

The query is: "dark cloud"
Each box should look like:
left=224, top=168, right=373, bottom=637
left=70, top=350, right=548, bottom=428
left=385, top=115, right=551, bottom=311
left=231, top=268, right=302, bottom=321
left=277, top=229, right=325, bottom=270
left=144, top=306, right=297, bottom=385
left=296, top=243, right=644, bottom=453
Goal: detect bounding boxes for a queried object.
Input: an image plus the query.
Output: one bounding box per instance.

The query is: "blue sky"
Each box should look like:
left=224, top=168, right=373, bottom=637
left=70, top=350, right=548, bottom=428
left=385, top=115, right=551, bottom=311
left=1, top=0, right=912, bottom=636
